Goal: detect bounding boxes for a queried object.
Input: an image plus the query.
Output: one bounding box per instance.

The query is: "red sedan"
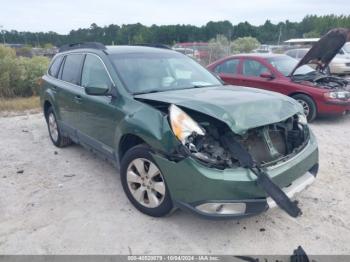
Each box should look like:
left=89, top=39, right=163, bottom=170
left=207, top=29, right=350, bottom=121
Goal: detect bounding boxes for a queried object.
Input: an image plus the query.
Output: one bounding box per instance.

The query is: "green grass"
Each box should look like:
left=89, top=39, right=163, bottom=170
left=0, top=96, right=40, bottom=112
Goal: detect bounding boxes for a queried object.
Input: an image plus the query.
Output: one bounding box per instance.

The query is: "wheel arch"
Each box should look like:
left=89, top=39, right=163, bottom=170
left=43, top=100, right=52, bottom=118
left=115, top=102, right=180, bottom=164
left=118, top=134, right=147, bottom=162
left=288, top=92, right=318, bottom=112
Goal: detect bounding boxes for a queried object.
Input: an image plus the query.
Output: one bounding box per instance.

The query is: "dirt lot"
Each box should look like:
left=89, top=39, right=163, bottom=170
left=0, top=113, right=349, bottom=255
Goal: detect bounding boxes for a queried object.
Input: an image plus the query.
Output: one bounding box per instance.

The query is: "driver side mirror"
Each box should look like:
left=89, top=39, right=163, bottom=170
left=260, top=72, right=275, bottom=80
left=85, top=84, right=117, bottom=97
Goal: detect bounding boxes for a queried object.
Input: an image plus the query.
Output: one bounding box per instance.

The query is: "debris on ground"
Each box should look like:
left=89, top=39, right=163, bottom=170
left=64, top=174, right=76, bottom=178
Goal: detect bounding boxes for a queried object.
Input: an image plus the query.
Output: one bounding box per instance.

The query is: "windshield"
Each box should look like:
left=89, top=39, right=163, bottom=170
left=343, top=43, right=350, bottom=53
left=267, top=56, right=315, bottom=76
left=110, top=51, right=221, bottom=94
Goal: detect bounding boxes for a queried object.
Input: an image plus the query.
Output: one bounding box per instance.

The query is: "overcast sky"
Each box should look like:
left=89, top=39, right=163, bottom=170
left=1, top=0, right=349, bottom=34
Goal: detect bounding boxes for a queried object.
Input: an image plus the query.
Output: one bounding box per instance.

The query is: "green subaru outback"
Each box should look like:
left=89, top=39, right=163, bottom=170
left=40, top=43, right=318, bottom=219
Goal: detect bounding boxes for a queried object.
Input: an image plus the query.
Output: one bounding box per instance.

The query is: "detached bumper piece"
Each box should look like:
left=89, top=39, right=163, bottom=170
left=235, top=245, right=310, bottom=262
left=291, top=246, right=310, bottom=262
left=266, top=171, right=315, bottom=209
left=222, top=133, right=304, bottom=218
left=251, top=167, right=302, bottom=218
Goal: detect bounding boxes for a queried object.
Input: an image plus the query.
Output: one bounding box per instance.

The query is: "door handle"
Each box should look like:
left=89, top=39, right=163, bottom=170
left=51, top=86, right=58, bottom=92
left=73, top=95, right=83, bottom=103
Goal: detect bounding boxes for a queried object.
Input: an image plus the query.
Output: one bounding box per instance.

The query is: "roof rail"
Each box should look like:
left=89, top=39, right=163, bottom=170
left=132, top=43, right=171, bottom=49
left=58, top=42, right=106, bottom=53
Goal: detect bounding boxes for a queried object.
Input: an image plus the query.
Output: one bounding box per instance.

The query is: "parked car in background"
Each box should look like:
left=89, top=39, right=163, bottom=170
left=207, top=28, right=350, bottom=121
left=40, top=42, right=318, bottom=219
left=285, top=48, right=350, bottom=75
left=253, top=45, right=273, bottom=54
left=173, top=42, right=209, bottom=64
left=338, top=42, right=350, bottom=60
left=285, top=48, right=309, bottom=60
left=172, top=47, right=195, bottom=58
left=253, top=44, right=283, bottom=54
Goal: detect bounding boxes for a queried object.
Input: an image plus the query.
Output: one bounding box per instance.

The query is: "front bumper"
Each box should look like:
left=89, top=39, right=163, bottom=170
left=318, top=100, right=350, bottom=116
left=175, top=169, right=317, bottom=219
left=152, top=132, right=319, bottom=219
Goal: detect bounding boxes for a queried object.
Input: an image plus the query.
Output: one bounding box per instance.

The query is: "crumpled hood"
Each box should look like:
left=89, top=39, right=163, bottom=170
left=135, top=85, right=302, bottom=135
left=291, top=28, right=350, bottom=75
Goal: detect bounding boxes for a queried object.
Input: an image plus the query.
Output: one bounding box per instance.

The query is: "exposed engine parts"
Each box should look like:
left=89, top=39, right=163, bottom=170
left=293, top=73, right=350, bottom=91
left=184, top=114, right=309, bottom=169
left=313, top=75, right=349, bottom=89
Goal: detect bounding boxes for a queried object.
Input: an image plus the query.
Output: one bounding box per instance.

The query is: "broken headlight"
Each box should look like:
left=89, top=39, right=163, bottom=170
left=297, top=113, right=307, bottom=125
left=169, top=104, right=205, bottom=144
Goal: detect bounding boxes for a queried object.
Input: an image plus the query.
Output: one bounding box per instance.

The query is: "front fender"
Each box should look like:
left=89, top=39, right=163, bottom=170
left=115, top=102, right=180, bottom=155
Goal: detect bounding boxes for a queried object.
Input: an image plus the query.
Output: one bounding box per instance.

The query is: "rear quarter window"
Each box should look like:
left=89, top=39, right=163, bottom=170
left=214, top=59, right=239, bottom=74
left=61, top=54, right=85, bottom=85
left=48, top=56, right=63, bottom=78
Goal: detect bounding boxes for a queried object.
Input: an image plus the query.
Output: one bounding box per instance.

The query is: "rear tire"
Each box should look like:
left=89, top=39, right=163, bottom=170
left=292, top=94, right=317, bottom=122
left=120, top=144, right=173, bottom=217
left=45, top=107, right=72, bottom=147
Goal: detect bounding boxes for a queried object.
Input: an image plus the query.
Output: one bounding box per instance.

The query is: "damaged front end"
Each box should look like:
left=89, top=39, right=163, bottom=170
left=168, top=104, right=311, bottom=217
left=171, top=105, right=309, bottom=171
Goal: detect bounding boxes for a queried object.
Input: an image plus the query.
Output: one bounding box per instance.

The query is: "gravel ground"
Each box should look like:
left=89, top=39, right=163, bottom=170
left=0, top=113, right=349, bottom=255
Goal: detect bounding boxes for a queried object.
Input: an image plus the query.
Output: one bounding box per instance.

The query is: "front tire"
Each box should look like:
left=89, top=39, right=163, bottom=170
left=292, top=94, right=317, bottom=122
left=45, top=107, right=72, bottom=147
left=120, top=144, right=173, bottom=217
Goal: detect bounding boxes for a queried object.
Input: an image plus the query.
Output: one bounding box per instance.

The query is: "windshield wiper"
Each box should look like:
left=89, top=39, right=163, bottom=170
left=183, top=84, right=219, bottom=89
left=133, top=89, right=162, bottom=95
left=133, top=84, right=219, bottom=95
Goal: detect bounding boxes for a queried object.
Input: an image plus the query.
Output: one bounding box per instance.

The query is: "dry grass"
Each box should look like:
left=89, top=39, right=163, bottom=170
left=0, top=96, right=40, bottom=113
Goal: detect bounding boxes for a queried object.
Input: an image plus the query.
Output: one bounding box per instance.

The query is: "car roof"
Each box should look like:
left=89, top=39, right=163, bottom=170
left=229, top=53, right=288, bottom=59
left=104, top=45, right=177, bottom=55
left=57, top=44, right=178, bottom=56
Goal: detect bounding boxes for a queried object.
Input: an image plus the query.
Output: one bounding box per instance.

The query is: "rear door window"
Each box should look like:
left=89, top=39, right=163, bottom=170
left=48, top=56, right=63, bottom=78
left=214, top=59, right=239, bottom=75
left=60, top=54, right=85, bottom=85
left=242, top=59, right=270, bottom=77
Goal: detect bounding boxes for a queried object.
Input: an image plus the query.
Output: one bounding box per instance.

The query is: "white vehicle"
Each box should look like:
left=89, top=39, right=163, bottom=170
left=285, top=48, right=350, bottom=75
left=338, top=42, right=350, bottom=60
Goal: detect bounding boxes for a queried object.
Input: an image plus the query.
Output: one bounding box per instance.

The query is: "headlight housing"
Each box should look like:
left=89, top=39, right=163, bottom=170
left=324, top=91, right=350, bottom=100
left=297, top=113, right=307, bottom=125
left=169, top=104, right=205, bottom=144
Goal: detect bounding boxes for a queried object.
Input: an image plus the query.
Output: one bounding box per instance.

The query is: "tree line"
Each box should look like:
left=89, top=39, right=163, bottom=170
left=2, top=14, right=350, bottom=47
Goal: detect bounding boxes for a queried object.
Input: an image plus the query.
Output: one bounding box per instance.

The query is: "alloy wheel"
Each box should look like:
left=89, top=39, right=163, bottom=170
left=48, top=112, right=59, bottom=142
left=297, top=99, right=310, bottom=117
left=126, top=158, right=166, bottom=208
